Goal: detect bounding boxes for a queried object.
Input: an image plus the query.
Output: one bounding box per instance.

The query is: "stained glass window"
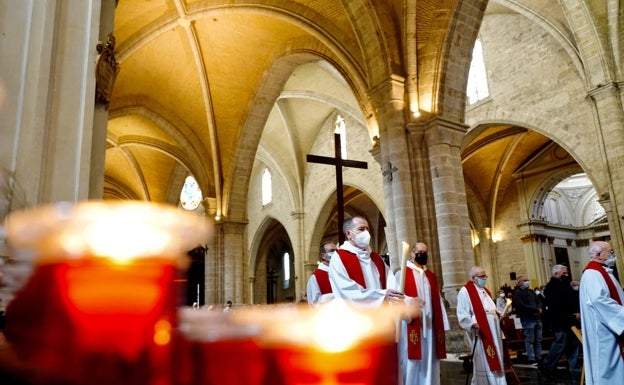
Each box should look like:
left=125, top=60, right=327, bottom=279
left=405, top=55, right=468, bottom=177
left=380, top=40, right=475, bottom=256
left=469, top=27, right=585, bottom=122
left=180, top=175, right=202, bottom=210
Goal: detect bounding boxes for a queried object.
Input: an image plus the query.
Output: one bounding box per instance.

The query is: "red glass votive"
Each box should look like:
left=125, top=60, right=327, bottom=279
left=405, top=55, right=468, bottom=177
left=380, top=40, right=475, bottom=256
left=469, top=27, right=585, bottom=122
left=246, top=302, right=398, bottom=385
left=3, top=201, right=211, bottom=385
left=178, top=308, right=267, bottom=385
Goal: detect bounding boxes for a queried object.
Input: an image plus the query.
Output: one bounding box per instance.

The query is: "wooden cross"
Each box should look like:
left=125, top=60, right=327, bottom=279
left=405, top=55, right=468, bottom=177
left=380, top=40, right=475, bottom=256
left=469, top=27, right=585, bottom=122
left=307, top=133, right=368, bottom=244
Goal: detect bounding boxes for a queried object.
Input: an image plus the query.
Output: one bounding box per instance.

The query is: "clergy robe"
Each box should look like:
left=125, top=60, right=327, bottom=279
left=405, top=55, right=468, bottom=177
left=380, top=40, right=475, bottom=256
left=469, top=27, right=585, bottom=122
left=579, top=266, right=624, bottom=385
left=328, top=241, right=397, bottom=308
left=328, top=241, right=401, bottom=385
left=395, top=262, right=450, bottom=385
left=456, top=283, right=507, bottom=385
left=306, top=263, right=334, bottom=306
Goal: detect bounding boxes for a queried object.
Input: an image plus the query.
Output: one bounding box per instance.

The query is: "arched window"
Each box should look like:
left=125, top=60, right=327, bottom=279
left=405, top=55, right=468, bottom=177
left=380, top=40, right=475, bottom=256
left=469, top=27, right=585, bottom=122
left=180, top=175, right=202, bottom=210
left=466, top=38, right=490, bottom=105
left=282, top=251, right=290, bottom=289
left=335, top=114, right=347, bottom=159
left=262, top=168, right=272, bottom=205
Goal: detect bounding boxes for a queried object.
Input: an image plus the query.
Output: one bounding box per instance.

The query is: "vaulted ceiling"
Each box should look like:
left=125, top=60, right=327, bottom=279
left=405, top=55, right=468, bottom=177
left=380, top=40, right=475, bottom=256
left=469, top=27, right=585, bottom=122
left=105, top=0, right=589, bottom=227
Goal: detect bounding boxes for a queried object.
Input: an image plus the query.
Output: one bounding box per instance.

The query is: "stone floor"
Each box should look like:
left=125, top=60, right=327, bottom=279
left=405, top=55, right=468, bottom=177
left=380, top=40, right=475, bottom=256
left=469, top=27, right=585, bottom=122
left=440, top=359, right=580, bottom=385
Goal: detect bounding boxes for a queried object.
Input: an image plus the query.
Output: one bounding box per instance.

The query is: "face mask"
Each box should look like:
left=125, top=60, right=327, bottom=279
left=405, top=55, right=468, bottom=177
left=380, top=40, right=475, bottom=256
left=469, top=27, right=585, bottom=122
left=352, top=230, right=371, bottom=249
left=522, top=281, right=531, bottom=289
left=476, top=278, right=487, bottom=287
left=327, top=251, right=337, bottom=260
left=499, top=293, right=505, bottom=298
left=572, top=286, right=579, bottom=291
left=535, top=290, right=540, bottom=295
left=414, top=252, right=428, bottom=265
left=605, top=253, right=617, bottom=267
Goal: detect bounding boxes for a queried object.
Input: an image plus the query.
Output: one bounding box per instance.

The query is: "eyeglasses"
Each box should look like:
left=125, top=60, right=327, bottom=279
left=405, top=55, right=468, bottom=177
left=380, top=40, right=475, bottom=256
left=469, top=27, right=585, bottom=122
left=475, top=274, right=488, bottom=279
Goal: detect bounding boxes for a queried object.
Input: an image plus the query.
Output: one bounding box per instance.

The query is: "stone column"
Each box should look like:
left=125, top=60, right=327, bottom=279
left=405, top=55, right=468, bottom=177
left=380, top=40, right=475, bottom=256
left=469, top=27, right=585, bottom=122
left=221, top=221, right=247, bottom=305
left=422, top=117, right=474, bottom=308
left=205, top=220, right=247, bottom=306
left=0, top=1, right=103, bottom=204
left=588, top=83, right=624, bottom=266
left=368, top=76, right=416, bottom=270
left=90, top=0, right=118, bottom=198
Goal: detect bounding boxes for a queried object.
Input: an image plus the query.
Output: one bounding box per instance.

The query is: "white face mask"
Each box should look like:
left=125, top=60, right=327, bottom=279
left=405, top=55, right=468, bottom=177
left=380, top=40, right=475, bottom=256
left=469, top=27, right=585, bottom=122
left=572, top=286, right=579, bottom=291
left=605, top=253, right=617, bottom=267
left=352, top=230, right=371, bottom=249
left=327, top=251, right=337, bottom=260
left=499, top=293, right=505, bottom=298
left=522, top=281, right=531, bottom=289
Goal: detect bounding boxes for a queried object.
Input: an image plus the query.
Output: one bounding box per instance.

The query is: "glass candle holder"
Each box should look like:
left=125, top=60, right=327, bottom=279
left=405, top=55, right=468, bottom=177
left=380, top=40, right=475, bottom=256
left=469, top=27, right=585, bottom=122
left=235, top=301, right=399, bottom=385
left=2, top=200, right=211, bottom=385
left=178, top=307, right=268, bottom=385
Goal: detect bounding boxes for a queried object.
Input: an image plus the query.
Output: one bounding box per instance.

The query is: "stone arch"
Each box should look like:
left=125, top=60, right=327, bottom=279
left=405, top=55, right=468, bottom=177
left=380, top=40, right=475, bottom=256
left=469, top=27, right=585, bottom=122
left=434, top=0, right=490, bottom=120
left=249, top=216, right=295, bottom=304
left=108, top=102, right=213, bottom=197
left=465, top=116, right=602, bottom=192
left=528, top=167, right=588, bottom=223
left=226, top=50, right=379, bottom=223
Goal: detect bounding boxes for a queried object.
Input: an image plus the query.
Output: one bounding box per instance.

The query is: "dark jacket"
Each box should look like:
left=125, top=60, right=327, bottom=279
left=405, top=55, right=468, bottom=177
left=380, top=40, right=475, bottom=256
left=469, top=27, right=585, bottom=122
left=513, top=286, right=542, bottom=321
left=543, top=276, right=574, bottom=330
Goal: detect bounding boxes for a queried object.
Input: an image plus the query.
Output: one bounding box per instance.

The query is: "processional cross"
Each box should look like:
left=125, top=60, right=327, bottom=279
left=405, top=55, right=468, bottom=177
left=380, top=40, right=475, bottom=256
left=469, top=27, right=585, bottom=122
left=306, top=133, right=368, bottom=244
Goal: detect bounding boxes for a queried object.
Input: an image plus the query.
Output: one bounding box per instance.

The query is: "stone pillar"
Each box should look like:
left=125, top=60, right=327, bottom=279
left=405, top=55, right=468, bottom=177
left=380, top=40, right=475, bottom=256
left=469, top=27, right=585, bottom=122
left=588, top=83, right=624, bottom=269
left=422, top=117, right=474, bottom=308
left=90, top=0, right=118, bottom=199
left=368, top=76, right=416, bottom=270
left=205, top=220, right=247, bottom=306
left=222, top=221, right=247, bottom=305
left=0, top=0, right=103, bottom=204
left=518, top=233, right=547, bottom=287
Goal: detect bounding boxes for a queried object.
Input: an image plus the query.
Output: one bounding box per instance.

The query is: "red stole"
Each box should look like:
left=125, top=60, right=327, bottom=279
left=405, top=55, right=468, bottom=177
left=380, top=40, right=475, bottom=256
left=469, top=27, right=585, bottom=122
left=464, top=281, right=502, bottom=371
left=337, top=249, right=386, bottom=289
left=584, top=260, right=624, bottom=360
left=403, top=267, right=447, bottom=360
left=312, top=268, right=332, bottom=294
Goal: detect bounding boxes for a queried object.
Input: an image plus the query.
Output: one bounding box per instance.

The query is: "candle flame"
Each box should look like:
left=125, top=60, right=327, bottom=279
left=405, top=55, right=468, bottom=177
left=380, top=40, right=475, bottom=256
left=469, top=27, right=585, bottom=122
left=312, top=301, right=375, bottom=352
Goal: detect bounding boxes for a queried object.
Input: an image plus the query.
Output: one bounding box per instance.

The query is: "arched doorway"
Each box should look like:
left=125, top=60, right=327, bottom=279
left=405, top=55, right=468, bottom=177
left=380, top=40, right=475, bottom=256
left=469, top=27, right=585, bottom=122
left=251, top=218, right=295, bottom=304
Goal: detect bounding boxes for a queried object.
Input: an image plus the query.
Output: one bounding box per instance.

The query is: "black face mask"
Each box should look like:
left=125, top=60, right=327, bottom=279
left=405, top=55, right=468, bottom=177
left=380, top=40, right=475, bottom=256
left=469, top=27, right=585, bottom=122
left=414, top=252, right=428, bottom=266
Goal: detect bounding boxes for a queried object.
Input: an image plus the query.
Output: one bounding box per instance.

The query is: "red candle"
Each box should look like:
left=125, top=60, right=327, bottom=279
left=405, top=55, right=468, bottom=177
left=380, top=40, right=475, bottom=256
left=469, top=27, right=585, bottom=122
left=245, top=302, right=398, bottom=385
left=178, top=308, right=267, bottom=385
left=3, top=201, right=211, bottom=385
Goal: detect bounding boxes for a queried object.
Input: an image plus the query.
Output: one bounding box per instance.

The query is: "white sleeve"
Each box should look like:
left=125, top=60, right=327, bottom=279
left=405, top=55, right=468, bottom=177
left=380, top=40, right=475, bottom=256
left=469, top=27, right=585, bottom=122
left=306, top=275, right=321, bottom=306
left=456, top=287, right=476, bottom=331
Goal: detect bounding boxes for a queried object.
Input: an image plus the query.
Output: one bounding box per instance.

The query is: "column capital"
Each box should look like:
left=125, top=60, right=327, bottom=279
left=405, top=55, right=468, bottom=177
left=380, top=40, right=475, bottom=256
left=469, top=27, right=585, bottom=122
left=216, top=220, right=248, bottom=234
left=367, top=74, right=406, bottom=109
left=587, top=81, right=623, bottom=102
left=409, top=116, right=469, bottom=148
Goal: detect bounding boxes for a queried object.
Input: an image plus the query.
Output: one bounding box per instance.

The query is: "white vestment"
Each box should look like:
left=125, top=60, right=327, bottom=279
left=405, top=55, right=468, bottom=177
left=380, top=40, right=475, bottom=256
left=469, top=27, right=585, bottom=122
left=395, top=262, right=450, bottom=385
left=456, top=283, right=507, bottom=385
left=328, top=241, right=397, bottom=308
left=306, top=263, right=334, bottom=306
left=579, top=267, right=624, bottom=385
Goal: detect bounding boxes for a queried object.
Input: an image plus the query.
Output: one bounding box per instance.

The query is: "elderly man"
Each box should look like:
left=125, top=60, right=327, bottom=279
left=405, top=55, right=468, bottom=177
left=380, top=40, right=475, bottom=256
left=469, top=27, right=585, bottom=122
left=541, top=265, right=580, bottom=380
left=580, top=240, right=624, bottom=385
left=457, top=266, right=507, bottom=385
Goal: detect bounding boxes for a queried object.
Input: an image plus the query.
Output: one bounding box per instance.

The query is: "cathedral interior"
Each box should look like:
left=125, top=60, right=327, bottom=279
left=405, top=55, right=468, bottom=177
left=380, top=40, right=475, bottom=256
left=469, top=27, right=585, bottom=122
left=1, top=0, right=623, bottom=321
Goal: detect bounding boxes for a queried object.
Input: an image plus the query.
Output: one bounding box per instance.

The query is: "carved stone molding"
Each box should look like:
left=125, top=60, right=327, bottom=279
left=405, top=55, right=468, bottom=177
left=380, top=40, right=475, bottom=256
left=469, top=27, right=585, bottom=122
left=95, top=33, right=120, bottom=108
